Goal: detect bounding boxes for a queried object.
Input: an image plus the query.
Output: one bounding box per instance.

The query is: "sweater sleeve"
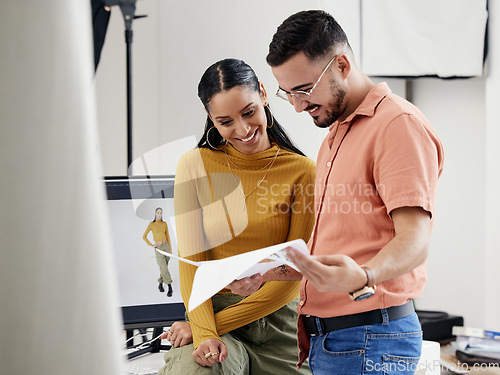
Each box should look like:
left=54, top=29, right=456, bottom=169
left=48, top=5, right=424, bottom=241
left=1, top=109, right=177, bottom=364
left=213, top=280, right=300, bottom=336
left=142, top=223, right=153, bottom=246
left=174, top=151, right=220, bottom=348
left=164, top=222, right=172, bottom=249
left=212, top=162, right=316, bottom=336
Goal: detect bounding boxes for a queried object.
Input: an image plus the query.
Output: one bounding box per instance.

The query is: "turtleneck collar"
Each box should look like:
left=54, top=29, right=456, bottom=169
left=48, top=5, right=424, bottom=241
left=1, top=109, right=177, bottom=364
left=220, top=142, right=282, bottom=170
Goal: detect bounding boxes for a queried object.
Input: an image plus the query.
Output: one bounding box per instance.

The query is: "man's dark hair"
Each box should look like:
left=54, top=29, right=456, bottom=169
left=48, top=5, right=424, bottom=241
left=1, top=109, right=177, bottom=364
left=267, top=10, right=351, bottom=66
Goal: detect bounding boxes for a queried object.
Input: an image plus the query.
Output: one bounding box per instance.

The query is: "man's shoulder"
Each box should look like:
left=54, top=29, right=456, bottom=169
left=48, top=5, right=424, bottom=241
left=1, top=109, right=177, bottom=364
left=377, top=92, right=428, bottom=124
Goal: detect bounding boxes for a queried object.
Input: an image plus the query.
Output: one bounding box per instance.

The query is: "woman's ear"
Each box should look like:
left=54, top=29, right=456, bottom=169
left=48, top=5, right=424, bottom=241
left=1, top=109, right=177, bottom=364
left=259, top=82, right=268, bottom=106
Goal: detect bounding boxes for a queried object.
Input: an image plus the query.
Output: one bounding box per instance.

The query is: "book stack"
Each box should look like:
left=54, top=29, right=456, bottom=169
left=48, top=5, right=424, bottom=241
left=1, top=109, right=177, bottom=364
left=452, top=326, right=500, bottom=365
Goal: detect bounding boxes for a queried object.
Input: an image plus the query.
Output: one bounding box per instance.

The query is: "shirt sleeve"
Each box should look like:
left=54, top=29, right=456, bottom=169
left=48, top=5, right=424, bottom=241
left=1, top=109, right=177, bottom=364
left=374, top=113, right=444, bottom=217
left=142, top=223, right=153, bottom=246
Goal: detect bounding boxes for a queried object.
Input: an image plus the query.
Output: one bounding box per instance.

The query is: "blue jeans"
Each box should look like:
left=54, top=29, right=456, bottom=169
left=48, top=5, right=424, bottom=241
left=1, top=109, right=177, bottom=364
left=308, top=312, right=422, bottom=375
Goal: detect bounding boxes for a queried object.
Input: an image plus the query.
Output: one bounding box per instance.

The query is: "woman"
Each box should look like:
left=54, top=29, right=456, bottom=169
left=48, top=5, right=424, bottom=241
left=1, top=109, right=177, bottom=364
left=158, top=59, right=315, bottom=374
left=142, top=207, right=173, bottom=297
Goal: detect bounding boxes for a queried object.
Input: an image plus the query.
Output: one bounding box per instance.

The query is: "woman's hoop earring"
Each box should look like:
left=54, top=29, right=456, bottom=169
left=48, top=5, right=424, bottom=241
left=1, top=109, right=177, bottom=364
left=206, top=126, right=227, bottom=150
left=265, top=105, right=274, bottom=129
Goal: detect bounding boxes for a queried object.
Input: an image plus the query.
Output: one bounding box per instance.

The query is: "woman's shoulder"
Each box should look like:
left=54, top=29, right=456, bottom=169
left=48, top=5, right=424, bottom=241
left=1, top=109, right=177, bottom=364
left=178, top=147, right=221, bottom=164
left=151, top=220, right=167, bottom=226
left=279, top=148, right=316, bottom=169
left=176, top=147, right=208, bottom=173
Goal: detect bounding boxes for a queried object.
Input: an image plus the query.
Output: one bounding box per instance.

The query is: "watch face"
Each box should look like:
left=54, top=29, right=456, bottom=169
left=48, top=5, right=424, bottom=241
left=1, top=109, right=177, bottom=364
left=353, top=290, right=375, bottom=301
left=349, top=285, right=376, bottom=301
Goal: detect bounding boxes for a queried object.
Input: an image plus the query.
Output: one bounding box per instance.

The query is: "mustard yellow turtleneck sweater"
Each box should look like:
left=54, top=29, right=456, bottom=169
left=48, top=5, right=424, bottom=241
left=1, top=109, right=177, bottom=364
left=174, top=142, right=315, bottom=348
left=142, top=220, right=171, bottom=247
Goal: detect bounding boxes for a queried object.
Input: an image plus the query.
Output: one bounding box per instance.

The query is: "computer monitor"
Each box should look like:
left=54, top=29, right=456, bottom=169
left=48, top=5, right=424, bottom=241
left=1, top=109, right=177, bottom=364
left=104, top=176, right=185, bottom=326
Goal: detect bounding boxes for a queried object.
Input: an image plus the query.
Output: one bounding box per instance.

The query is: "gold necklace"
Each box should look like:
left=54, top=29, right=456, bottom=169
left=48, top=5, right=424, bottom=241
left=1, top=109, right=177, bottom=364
left=224, top=146, right=281, bottom=210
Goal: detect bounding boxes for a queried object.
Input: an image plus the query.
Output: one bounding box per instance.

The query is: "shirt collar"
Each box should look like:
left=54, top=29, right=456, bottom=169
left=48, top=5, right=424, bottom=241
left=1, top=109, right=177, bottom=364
left=328, top=82, right=391, bottom=132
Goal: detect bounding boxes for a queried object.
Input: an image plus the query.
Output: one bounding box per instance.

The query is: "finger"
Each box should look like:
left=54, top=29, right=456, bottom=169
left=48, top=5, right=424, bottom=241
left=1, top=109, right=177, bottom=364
left=229, top=278, right=247, bottom=289
left=204, top=343, right=221, bottom=365
left=199, top=352, right=213, bottom=367
left=170, top=332, right=178, bottom=343
left=194, top=344, right=213, bottom=367
left=286, top=250, right=331, bottom=285
left=249, top=273, right=262, bottom=284
left=206, top=347, right=219, bottom=363
left=178, top=333, right=192, bottom=347
left=218, top=342, right=228, bottom=363
left=314, top=254, right=348, bottom=266
left=193, top=352, right=206, bottom=367
left=286, top=249, right=321, bottom=275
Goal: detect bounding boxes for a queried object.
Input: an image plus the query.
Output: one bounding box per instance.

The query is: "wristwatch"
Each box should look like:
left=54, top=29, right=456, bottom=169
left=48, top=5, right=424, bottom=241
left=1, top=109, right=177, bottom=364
left=349, top=265, right=376, bottom=301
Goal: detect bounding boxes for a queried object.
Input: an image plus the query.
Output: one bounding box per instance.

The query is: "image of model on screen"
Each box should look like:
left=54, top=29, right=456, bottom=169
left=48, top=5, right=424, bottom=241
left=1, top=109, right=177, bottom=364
left=157, top=58, right=315, bottom=374
left=142, top=207, right=173, bottom=297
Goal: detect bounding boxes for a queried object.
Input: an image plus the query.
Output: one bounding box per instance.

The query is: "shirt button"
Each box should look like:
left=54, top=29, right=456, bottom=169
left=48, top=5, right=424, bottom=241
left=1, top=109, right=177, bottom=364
left=299, top=300, right=304, bottom=306
left=326, top=162, right=331, bottom=167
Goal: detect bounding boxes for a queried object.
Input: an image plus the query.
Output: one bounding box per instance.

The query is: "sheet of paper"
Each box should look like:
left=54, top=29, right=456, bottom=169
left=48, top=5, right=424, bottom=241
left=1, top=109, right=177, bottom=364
left=156, top=239, right=310, bottom=311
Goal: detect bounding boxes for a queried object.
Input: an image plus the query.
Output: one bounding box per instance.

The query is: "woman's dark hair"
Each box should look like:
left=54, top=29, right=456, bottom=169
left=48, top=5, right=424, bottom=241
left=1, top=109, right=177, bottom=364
left=196, top=58, right=305, bottom=156
left=153, top=207, right=163, bottom=222
left=267, top=10, right=351, bottom=67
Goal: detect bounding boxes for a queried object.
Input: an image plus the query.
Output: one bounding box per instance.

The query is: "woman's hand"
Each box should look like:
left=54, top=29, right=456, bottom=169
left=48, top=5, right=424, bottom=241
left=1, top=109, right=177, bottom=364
left=160, top=321, right=193, bottom=347
left=226, top=273, right=263, bottom=296
left=192, top=338, right=227, bottom=367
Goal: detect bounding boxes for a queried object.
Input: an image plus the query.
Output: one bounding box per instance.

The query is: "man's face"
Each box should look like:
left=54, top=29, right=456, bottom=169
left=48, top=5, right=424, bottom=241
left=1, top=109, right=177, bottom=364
left=271, top=52, right=348, bottom=128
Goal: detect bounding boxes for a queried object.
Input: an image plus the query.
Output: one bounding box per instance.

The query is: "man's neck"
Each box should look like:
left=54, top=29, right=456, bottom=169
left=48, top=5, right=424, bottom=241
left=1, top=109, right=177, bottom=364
left=339, top=73, right=376, bottom=123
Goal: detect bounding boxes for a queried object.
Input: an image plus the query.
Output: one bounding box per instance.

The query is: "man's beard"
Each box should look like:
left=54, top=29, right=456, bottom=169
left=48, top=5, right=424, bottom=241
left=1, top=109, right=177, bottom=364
left=312, top=80, right=347, bottom=129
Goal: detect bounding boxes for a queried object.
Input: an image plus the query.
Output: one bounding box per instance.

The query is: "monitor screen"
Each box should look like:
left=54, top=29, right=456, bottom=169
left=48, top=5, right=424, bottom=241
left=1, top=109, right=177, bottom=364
left=104, top=176, right=185, bottom=325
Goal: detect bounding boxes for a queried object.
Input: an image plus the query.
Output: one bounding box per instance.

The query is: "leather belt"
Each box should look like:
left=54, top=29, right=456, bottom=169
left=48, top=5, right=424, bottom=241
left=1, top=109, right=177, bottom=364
left=303, top=301, right=415, bottom=337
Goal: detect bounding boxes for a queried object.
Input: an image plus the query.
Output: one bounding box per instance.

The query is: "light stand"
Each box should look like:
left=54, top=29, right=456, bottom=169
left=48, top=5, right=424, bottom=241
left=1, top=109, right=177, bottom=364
left=102, top=0, right=146, bottom=173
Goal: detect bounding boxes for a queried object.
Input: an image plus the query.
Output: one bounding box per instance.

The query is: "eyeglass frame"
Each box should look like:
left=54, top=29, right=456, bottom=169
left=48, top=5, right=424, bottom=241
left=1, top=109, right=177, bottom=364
left=275, top=54, right=338, bottom=102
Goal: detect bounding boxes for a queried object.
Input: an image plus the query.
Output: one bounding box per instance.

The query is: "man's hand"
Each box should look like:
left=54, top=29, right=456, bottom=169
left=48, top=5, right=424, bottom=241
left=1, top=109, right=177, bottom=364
left=286, top=250, right=367, bottom=293
left=160, top=321, right=193, bottom=347
left=193, top=338, right=227, bottom=367
left=226, top=274, right=263, bottom=296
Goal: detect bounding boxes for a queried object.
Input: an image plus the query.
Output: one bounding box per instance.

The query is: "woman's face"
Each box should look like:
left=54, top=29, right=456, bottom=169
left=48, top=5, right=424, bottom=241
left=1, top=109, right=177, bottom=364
left=208, top=83, right=271, bottom=155
left=155, top=209, right=162, bottom=221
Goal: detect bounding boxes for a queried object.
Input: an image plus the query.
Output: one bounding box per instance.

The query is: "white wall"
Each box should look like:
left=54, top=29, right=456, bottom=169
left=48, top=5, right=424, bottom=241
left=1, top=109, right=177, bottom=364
left=484, top=0, right=500, bottom=330
left=95, top=0, right=361, bottom=175
left=411, top=77, right=487, bottom=326
left=95, top=0, right=500, bottom=329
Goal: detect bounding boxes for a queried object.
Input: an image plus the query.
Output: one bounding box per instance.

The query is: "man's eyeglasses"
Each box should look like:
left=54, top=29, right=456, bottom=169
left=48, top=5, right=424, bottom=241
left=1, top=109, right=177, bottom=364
left=276, top=55, right=338, bottom=102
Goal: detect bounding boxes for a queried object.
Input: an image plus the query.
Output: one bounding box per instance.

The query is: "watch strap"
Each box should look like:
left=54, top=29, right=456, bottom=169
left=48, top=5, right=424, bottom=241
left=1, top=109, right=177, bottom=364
left=361, top=265, right=375, bottom=288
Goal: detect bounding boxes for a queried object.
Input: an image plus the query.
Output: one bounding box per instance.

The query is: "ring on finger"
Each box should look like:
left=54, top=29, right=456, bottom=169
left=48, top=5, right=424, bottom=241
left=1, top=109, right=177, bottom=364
left=204, top=352, right=218, bottom=359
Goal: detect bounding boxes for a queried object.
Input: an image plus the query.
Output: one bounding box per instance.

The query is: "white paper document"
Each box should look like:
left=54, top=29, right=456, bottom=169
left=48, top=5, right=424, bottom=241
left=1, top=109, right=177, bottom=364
left=156, top=239, right=309, bottom=311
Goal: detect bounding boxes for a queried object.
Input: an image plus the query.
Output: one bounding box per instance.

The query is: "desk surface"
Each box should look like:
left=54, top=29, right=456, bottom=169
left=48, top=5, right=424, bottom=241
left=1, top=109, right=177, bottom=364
left=441, top=344, right=500, bottom=375
left=123, top=342, right=500, bottom=374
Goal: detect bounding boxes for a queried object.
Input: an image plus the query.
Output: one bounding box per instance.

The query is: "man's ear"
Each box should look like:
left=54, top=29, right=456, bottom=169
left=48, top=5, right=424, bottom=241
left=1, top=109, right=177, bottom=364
left=336, top=54, right=351, bottom=78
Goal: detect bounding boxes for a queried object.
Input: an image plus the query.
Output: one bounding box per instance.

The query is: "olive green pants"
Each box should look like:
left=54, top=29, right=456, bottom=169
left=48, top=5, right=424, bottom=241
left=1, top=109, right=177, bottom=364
left=155, top=242, right=172, bottom=285
left=158, top=294, right=310, bottom=374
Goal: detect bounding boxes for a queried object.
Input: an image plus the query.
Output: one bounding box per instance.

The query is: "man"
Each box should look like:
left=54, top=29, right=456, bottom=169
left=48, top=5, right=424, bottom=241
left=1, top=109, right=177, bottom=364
left=266, top=10, right=444, bottom=374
